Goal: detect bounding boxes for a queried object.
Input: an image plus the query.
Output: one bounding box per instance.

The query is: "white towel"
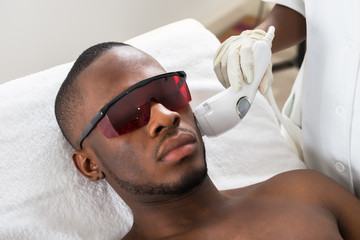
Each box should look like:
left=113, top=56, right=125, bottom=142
left=0, top=19, right=305, bottom=239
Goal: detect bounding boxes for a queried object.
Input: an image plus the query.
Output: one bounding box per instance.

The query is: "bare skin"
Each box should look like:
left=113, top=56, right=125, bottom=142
left=69, top=46, right=360, bottom=239
left=124, top=170, right=360, bottom=240
left=257, top=4, right=306, bottom=53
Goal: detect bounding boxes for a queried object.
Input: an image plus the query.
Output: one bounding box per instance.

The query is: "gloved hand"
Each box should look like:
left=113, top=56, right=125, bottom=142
left=213, top=29, right=274, bottom=94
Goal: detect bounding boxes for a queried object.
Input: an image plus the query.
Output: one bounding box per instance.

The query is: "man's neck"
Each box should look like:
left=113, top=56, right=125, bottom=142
left=126, top=176, right=230, bottom=239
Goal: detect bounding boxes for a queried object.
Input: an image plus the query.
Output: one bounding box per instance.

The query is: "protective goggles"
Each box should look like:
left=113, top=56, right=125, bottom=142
left=78, top=71, right=191, bottom=148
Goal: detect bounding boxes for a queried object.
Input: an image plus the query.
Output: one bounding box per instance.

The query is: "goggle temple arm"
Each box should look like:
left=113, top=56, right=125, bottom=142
left=78, top=111, right=104, bottom=149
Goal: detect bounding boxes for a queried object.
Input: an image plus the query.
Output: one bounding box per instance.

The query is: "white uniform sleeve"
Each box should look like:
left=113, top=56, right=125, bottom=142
left=263, top=0, right=305, bottom=17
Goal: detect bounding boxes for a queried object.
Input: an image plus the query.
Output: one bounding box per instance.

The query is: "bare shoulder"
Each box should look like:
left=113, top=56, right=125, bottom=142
left=224, top=169, right=355, bottom=204
left=254, top=169, right=354, bottom=201
left=271, top=169, right=360, bottom=239
left=265, top=169, right=337, bottom=196
left=224, top=169, right=328, bottom=194
left=222, top=169, right=360, bottom=239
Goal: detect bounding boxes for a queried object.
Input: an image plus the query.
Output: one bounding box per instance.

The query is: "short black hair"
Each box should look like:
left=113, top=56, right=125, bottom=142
left=55, top=42, right=129, bottom=149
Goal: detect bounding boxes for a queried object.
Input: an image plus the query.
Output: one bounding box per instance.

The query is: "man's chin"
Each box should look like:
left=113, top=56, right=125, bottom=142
left=116, top=143, right=208, bottom=196
left=117, top=165, right=208, bottom=196
left=161, top=165, right=208, bottom=196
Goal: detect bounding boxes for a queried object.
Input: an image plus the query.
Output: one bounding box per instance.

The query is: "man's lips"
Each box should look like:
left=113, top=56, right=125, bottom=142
left=157, top=132, right=197, bottom=164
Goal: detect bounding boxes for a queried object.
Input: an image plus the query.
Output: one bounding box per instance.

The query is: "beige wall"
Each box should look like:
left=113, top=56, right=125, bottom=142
left=0, top=0, right=261, bottom=84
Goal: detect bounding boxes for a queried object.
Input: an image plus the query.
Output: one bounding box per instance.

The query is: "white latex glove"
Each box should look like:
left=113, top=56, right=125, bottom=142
left=213, top=29, right=274, bottom=94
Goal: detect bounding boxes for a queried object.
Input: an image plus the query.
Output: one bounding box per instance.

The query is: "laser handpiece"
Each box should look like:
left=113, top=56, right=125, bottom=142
left=194, top=26, right=275, bottom=137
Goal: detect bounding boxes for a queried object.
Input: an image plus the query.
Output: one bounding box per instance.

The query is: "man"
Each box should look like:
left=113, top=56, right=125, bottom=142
left=55, top=42, right=360, bottom=239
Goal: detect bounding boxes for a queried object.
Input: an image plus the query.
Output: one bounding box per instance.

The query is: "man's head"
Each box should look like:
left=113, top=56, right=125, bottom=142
left=55, top=42, right=207, bottom=203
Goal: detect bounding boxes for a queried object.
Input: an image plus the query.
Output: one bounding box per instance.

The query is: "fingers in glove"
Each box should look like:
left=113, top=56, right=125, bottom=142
left=213, top=36, right=237, bottom=63
left=239, top=45, right=254, bottom=85
left=227, top=47, right=245, bottom=91
left=213, top=55, right=229, bottom=88
left=214, top=60, right=230, bottom=88
left=213, top=37, right=239, bottom=88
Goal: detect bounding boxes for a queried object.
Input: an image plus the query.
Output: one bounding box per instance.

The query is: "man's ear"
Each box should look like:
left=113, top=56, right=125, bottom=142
left=72, top=151, right=105, bottom=181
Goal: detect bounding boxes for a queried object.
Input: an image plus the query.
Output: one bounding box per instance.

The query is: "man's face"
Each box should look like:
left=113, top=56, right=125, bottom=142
left=75, top=46, right=206, bottom=200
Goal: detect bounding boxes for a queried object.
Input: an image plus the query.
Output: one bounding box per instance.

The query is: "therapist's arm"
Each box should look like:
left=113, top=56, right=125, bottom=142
left=256, top=4, right=306, bottom=53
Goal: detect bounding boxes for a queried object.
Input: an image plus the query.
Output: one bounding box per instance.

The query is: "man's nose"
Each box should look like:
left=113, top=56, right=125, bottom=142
left=147, top=102, right=180, bottom=137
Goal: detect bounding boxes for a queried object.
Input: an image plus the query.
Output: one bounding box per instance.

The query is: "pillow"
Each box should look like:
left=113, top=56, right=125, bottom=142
left=0, top=19, right=306, bottom=239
